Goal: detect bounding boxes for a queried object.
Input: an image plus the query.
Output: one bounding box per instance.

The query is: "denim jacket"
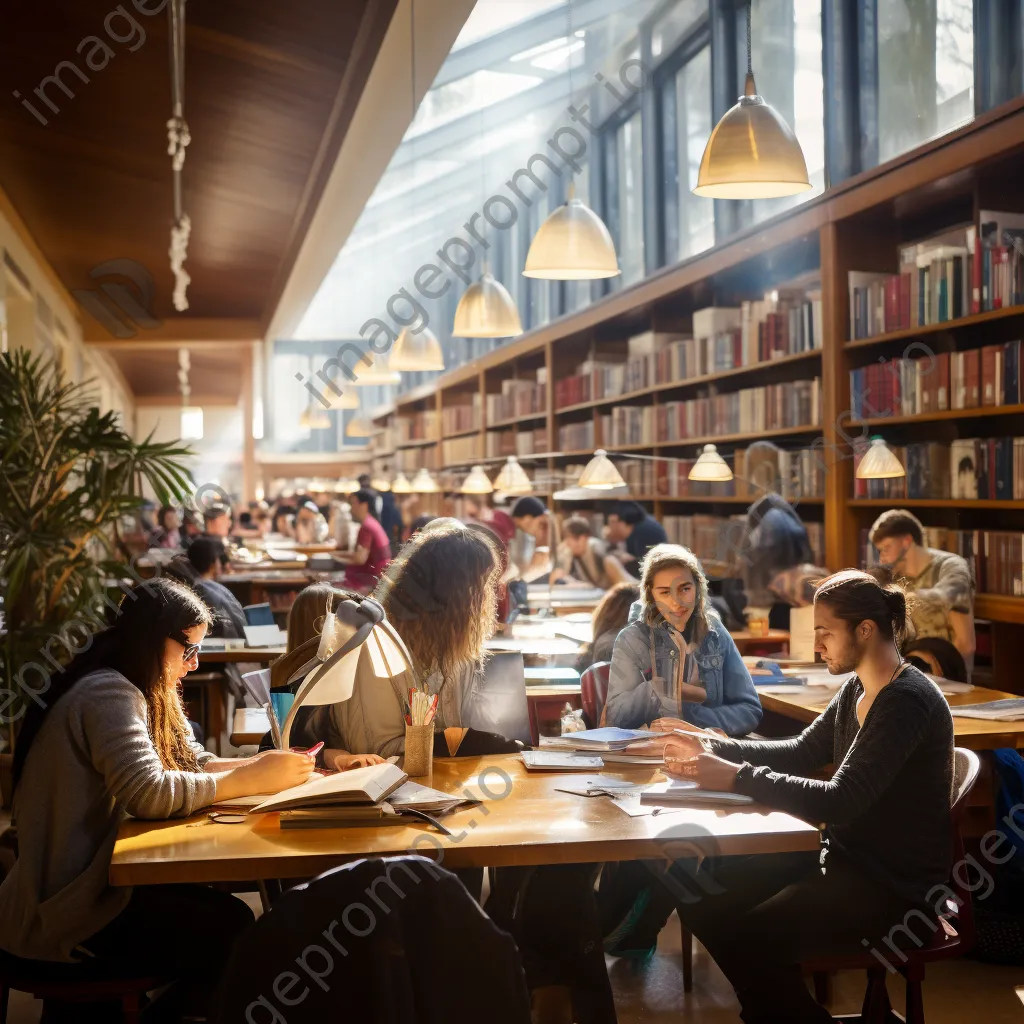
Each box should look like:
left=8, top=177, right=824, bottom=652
left=606, top=613, right=762, bottom=736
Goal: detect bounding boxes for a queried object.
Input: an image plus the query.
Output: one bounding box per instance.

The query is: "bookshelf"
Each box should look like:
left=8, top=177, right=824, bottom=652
left=369, top=98, right=1024, bottom=651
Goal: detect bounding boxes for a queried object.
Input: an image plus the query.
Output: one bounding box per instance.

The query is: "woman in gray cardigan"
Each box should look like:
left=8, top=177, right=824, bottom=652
left=0, top=579, right=315, bottom=1017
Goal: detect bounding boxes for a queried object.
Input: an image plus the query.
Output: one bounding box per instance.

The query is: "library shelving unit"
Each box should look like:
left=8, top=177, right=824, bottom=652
left=369, top=96, right=1024, bottom=687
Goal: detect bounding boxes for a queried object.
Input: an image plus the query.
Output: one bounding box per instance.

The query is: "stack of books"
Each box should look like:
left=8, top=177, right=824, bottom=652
left=486, top=375, right=546, bottom=422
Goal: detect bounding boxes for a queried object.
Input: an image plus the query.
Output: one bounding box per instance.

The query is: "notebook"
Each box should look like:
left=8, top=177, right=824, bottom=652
left=539, top=727, right=658, bottom=752
left=243, top=624, right=288, bottom=647
left=247, top=761, right=407, bottom=813
left=640, top=780, right=754, bottom=807
left=949, top=699, right=1024, bottom=721
left=521, top=751, right=605, bottom=771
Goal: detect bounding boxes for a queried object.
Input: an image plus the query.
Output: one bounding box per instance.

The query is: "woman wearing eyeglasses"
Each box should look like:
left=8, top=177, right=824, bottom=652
left=0, top=578, right=315, bottom=1021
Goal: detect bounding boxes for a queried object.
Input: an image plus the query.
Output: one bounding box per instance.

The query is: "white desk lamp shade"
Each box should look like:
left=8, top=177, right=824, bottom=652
left=279, top=597, right=417, bottom=747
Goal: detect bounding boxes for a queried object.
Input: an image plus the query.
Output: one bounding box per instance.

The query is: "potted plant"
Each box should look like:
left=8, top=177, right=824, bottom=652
left=0, top=350, right=194, bottom=804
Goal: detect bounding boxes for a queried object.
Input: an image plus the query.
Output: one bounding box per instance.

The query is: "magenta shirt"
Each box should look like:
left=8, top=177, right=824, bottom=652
left=343, top=516, right=392, bottom=592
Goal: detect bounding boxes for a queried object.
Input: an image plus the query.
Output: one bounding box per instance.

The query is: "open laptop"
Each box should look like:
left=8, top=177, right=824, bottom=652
left=461, top=651, right=531, bottom=744
left=243, top=602, right=275, bottom=626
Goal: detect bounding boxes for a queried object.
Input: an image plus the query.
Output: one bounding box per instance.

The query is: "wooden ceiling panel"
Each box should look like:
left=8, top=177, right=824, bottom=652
left=0, top=0, right=397, bottom=326
left=111, top=345, right=246, bottom=400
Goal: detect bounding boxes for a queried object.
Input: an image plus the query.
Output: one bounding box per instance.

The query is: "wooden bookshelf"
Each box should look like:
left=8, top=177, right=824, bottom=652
left=368, top=98, right=1024, bottom=624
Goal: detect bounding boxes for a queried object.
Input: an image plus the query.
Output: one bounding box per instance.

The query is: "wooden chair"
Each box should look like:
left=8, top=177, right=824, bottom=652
left=580, top=661, right=610, bottom=729
left=803, top=747, right=981, bottom=1023
left=0, top=956, right=167, bottom=1024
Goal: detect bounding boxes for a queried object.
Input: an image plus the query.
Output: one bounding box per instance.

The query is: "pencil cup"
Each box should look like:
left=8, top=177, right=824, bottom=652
left=404, top=724, right=434, bottom=777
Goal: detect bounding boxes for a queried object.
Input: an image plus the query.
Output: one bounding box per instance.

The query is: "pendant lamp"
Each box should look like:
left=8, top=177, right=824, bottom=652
left=856, top=437, right=905, bottom=480
left=391, top=473, right=413, bottom=494
left=349, top=351, right=401, bottom=386
left=523, top=180, right=620, bottom=280
left=345, top=416, right=374, bottom=438
left=371, top=476, right=391, bottom=492
left=391, top=325, right=446, bottom=372
left=299, top=404, right=331, bottom=431
left=461, top=465, right=494, bottom=494
left=453, top=272, right=523, bottom=338
left=693, top=1, right=810, bottom=199
left=688, top=444, right=733, bottom=482
left=411, top=467, right=439, bottom=493
left=577, top=449, right=627, bottom=489
left=494, top=455, right=533, bottom=495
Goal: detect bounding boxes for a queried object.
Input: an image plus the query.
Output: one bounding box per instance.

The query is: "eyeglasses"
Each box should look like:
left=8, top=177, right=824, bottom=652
left=169, top=630, right=202, bottom=662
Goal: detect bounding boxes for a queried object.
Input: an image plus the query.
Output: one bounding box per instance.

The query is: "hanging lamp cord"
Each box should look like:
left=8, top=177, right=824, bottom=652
left=746, top=0, right=753, bottom=76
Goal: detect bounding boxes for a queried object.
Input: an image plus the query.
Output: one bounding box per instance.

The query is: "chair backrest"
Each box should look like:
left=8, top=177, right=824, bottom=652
left=580, top=661, right=611, bottom=729
left=943, top=748, right=982, bottom=946
left=214, top=856, right=531, bottom=1024
left=952, top=747, right=981, bottom=822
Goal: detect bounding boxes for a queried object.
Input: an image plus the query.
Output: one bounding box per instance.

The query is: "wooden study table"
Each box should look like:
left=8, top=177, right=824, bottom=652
left=729, top=629, right=790, bottom=655
left=109, top=755, right=818, bottom=887
left=198, top=646, right=285, bottom=666
left=757, top=683, right=1024, bottom=752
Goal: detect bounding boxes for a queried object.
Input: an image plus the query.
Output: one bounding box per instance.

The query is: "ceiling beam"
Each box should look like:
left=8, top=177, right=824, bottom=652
left=85, top=318, right=263, bottom=347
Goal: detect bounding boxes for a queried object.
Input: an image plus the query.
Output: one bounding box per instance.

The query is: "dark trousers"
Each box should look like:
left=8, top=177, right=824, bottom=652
left=61, top=883, right=255, bottom=1021
left=675, top=851, right=922, bottom=1024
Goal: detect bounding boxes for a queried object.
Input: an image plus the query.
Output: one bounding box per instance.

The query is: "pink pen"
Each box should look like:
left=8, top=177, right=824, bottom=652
left=299, top=741, right=324, bottom=757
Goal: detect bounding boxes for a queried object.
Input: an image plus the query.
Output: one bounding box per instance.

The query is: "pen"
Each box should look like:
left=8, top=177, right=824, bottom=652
left=302, top=741, right=324, bottom=757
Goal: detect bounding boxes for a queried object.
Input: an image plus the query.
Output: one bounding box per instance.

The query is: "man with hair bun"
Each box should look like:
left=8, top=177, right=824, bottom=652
left=868, top=508, right=975, bottom=671
left=658, top=569, right=955, bottom=1023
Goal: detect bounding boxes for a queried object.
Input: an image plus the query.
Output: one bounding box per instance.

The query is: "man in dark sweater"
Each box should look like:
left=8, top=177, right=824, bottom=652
left=659, top=569, right=954, bottom=1023
left=606, top=501, right=667, bottom=573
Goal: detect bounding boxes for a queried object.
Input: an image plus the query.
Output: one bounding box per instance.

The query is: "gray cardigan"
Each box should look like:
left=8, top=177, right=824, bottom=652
left=0, top=670, right=217, bottom=962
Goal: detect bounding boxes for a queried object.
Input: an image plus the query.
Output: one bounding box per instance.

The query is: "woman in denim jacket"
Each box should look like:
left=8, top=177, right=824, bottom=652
left=606, top=544, right=762, bottom=737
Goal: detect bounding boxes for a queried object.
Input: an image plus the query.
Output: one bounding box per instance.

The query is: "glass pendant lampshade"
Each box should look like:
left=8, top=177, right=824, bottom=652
left=453, top=272, right=523, bottom=338
left=494, top=455, right=533, bottom=495
left=577, top=449, right=627, bottom=489
left=390, top=325, right=446, bottom=372
left=411, top=468, right=439, bottom=493
left=321, top=386, right=359, bottom=410
left=461, top=465, right=494, bottom=494
left=371, top=476, right=391, bottom=492
left=299, top=404, right=331, bottom=431
left=856, top=437, right=905, bottom=479
left=349, top=351, right=401, bottom=386
left=345, top=416, right=373, bottom=438
left=693, top=3, right=809, bottom=199
left=523, top=182, right=620, bottom=280
left=688, top=444, right=733, bottom=482
left=391, top=473, right=413, bottom=494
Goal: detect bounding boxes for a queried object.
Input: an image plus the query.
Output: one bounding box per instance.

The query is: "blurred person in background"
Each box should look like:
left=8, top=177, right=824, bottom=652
left=575, top=582, right=641, bottom=674
left=335, top=489, right=392, bottom=593
left=553, top=516, right=634, bottom=590
left=294, top=500, right=330, bottom=544
left=149, top=505, right=182, bottom=549
left=605, top=502, right=667, bottom=574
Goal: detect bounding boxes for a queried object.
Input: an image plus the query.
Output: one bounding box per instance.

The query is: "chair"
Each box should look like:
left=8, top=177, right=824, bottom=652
left=0, top=955, right=167, bottom=1024
left=803, top=747, right=981, bottom=1023
left=580, top=661, right=610, bottom=729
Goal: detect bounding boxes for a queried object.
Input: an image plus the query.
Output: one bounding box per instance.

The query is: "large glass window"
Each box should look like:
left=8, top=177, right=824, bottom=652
left=876, top=0, right=974, bottom=164
left=747, top=0, right=825, bottom=224
left=609, top=110, right=645, bottom=286
left=662, top=45, right=714, bottom=264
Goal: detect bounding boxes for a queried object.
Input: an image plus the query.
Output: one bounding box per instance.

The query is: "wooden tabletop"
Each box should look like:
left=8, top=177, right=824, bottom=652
left=758, top=683, right=1024, bottom=751
left=109, top=755, right=819, bottom=886
left=198, top=646, right=286, bottom=665
left=729, top=630, right=790, bottom=651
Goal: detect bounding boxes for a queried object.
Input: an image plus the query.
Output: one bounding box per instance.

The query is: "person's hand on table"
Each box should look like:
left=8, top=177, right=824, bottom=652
left=229, top=749, right=315, bottom=794
left=664, top=750, right=741, bottom=791
left=651, top=717, right=727, bottom=738
left=333, top=753, right=385, bottom=771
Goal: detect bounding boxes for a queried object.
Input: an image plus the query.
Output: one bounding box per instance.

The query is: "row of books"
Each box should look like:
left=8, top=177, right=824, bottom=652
left=860, top=527, right=1024, bottom=597
left=441, top=436, right=483, bottom=465
left=397, top=410, right=438, bottom=444
left=848, top=341, right=1024, bottom=419
left=441, top=397, right=480, bottom=436
left=397, top=447, right=439, bottom=473
left=853, top=436, right=1024, bottom=501
left=485, top=428, right=548, bottom=458
left=658, top=380, right=822, bottom=441
left=557, top=419, right=596, bottom=453
left=848, top=212, right=1024, bottom=340
left=486, top=379, right=546, bottom=423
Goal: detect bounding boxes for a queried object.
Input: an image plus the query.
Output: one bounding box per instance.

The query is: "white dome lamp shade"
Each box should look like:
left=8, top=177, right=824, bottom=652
left=577, top=449, right=627, bottom=489
left=523, top=181, right=620, bottom=280
left=494, top=456, right=533, bottom=495
left=452, top=272, right=523, bottom=338
left=856, top=437, right=906, bottom=479
left=688, top=444, right=734, bottom=482
left=391, top=473, right=413, bottom=494
left=371, top=476, right=391, bottom=492
left=390, top=325, right=446, bottom=372
left=411, top=467, right=439, bottom=493
left=345, top=416, right=374, bottom=438
left=693, top=2, right=810, bottom=200
left=461, top=465, right=494, bottom=494
left=349, top=351, right=401, bottom=386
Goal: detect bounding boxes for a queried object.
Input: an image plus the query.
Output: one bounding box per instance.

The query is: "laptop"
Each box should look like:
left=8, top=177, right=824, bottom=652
left=244, top=602, right=275, bottom=626
left=461, top=651, right=531, bottom=744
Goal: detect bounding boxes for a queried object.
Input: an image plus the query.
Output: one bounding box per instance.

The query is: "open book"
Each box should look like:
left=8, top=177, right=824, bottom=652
left=219, top=762, right=408, bottom=814
left=640, top=780, right=754, bottom=807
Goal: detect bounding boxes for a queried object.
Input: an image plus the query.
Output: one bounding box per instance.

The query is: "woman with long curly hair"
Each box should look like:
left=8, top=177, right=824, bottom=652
left=308, top=518, right=505, bottom=757
left=0, top=578, right=314, bottom=1018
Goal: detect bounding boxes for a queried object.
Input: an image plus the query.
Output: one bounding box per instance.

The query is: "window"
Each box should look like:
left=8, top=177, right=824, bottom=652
left=749, top=0, right=825, bottom=224
left=651, top=0, right=707, bottom=59
left=662, top=45, right=714, bottom=264
left=604, top=110, right=645, bottom=286
left=875, top=0, right=974, bottom=164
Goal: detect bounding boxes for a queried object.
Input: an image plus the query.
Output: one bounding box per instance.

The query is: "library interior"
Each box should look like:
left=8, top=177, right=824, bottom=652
left=5, top=1, right=1024, bottom=1021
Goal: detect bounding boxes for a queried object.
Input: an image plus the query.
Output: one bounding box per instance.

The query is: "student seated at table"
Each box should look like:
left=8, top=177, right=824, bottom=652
left=335, top=488, right=393, bottom=594
left=266, top=581, right=387, bottom=771
left=605, top=501, right=667, bottom=574
left=660, top=569, right=955, bottom=1023
left=606, top=544, right=762, bottom=736
left=148, top=504, right=182, bottom=549
left=307, top=519, right=518, bottom=758
left=186, top=536, right=247, bottom=638
left=552, top=516, right=635, bottom=590
left=0, top=579, right=315, bottom=1020
left=575, top=581, right=640, bottom=674
left=510, top=496, right=553, bottom=581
